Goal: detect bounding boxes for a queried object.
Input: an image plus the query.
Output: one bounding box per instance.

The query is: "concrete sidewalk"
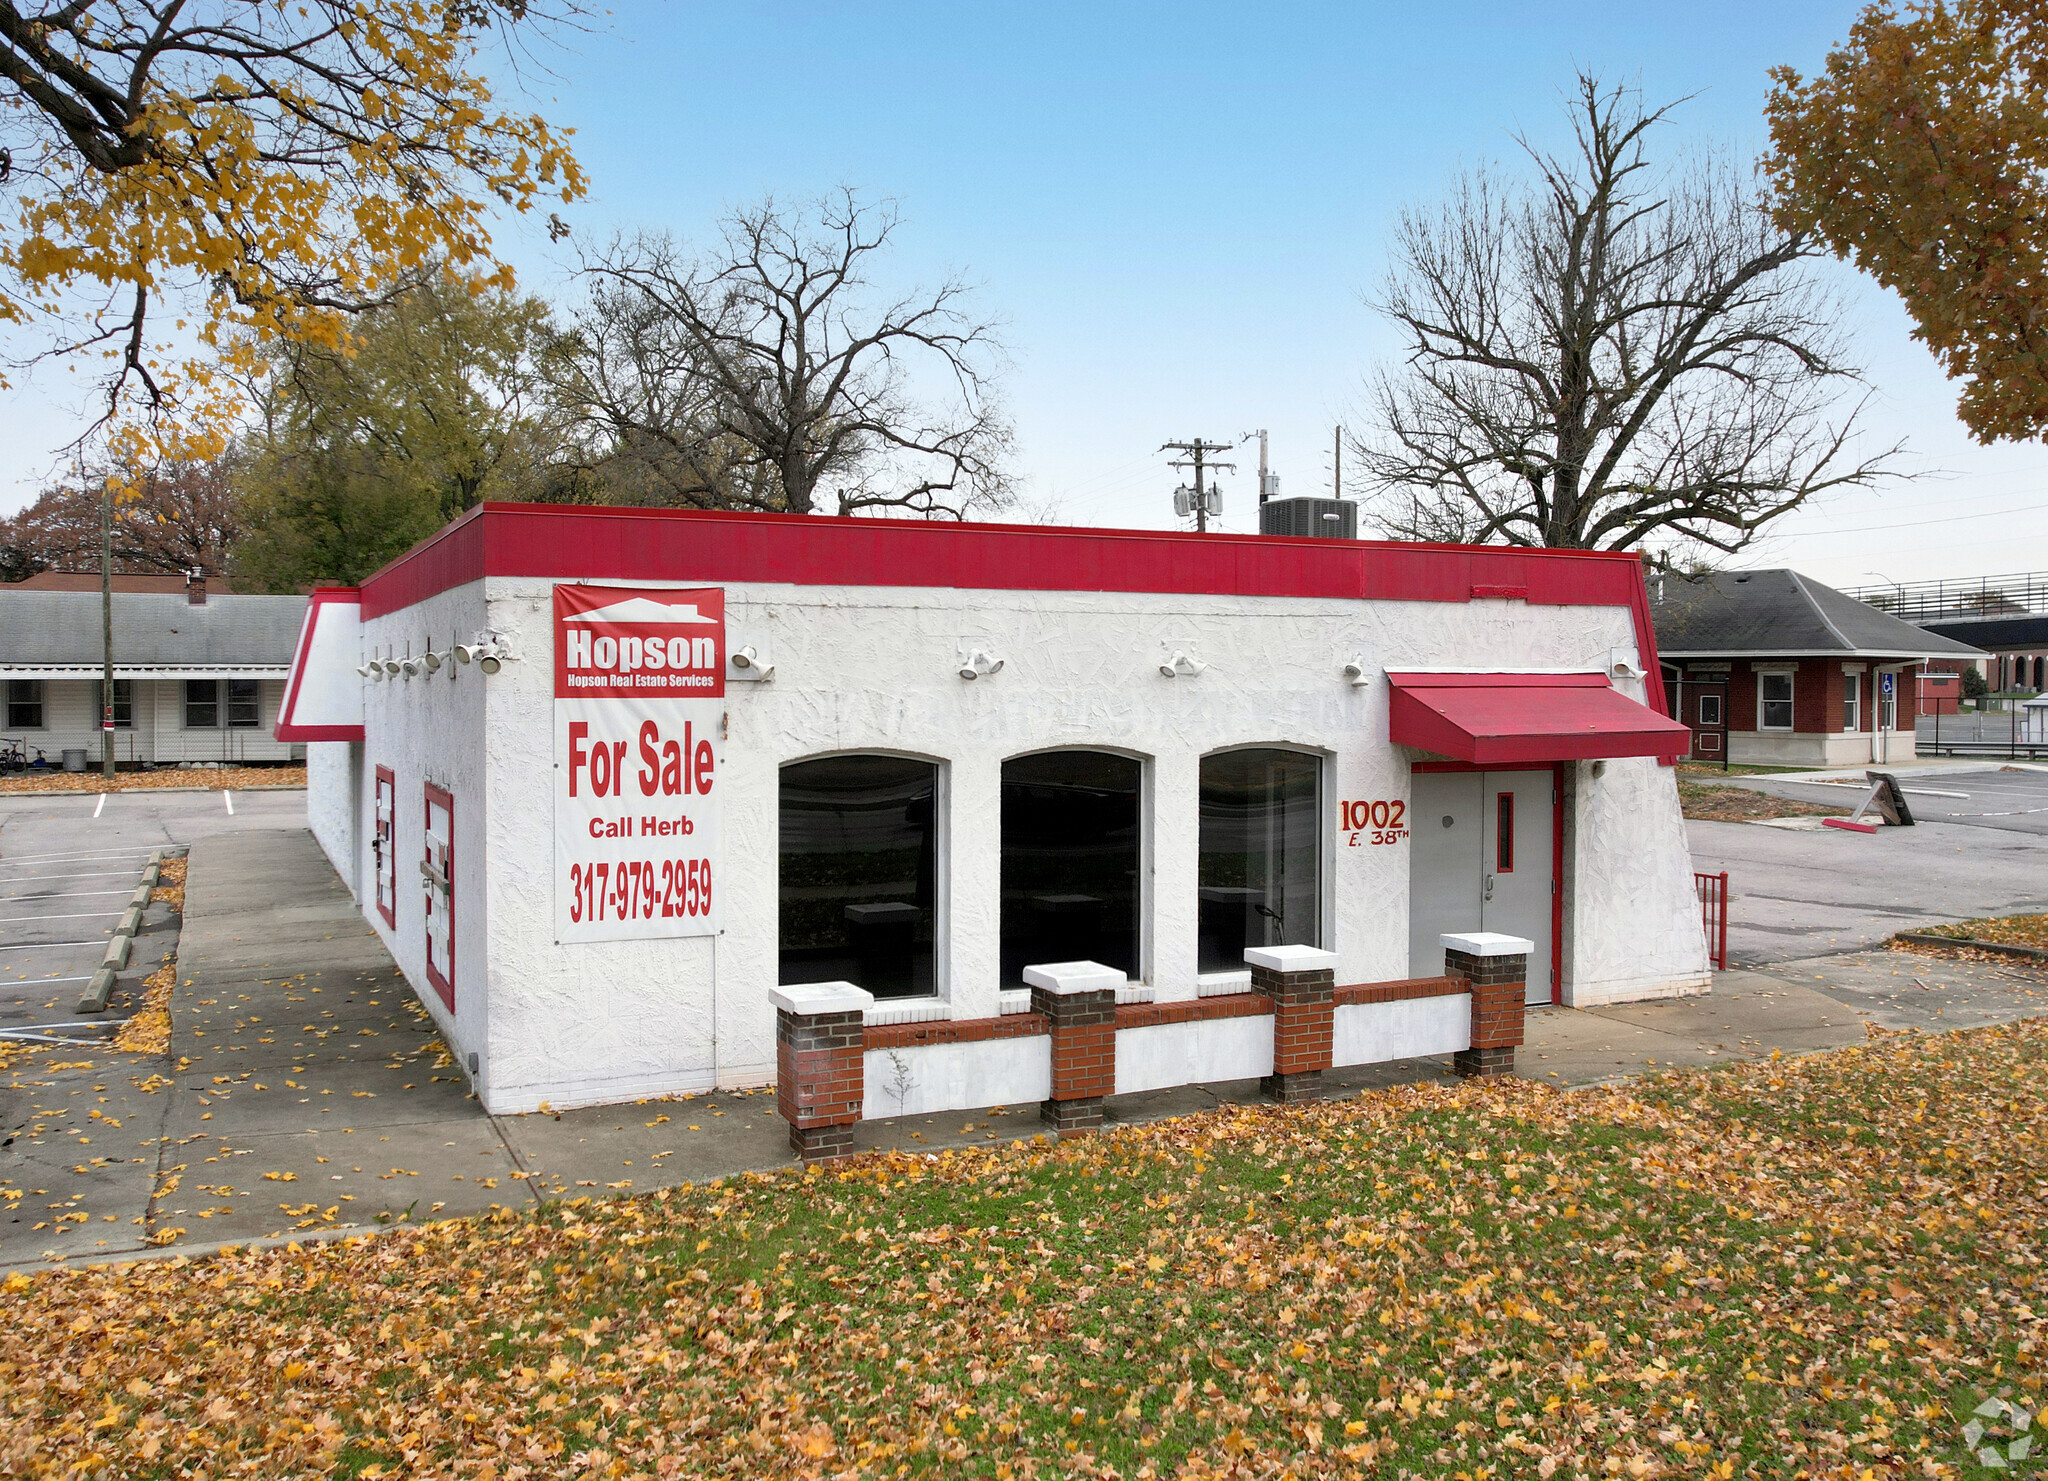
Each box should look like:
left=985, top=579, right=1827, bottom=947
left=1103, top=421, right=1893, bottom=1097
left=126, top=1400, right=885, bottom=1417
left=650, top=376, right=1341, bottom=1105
left=6, top=826, right=2046, bottom=1267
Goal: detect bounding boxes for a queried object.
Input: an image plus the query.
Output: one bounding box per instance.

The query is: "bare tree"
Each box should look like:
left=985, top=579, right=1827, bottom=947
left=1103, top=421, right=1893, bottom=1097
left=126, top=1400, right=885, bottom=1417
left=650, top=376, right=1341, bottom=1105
left=560, top=191, right=1014, bottom=518
left=1351, top=74, right=1901, bottom=554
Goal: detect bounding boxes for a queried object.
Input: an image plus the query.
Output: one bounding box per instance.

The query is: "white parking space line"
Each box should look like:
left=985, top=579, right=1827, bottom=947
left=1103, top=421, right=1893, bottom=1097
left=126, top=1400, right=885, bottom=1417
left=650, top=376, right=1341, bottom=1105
left=0, top=848, right=158, bottom=866
left=0, top=890, right=134, bottom=902
left=93, top=792, right=106, bottom=818
left=223, top=790, right=234, bottom=815
left=0, top=941, right=105, bottom=951
left=0, top=910, right=122, bottom=923
left=1, top=976, right=93, bottom=984
left=0, top=870, right=136, bottom=884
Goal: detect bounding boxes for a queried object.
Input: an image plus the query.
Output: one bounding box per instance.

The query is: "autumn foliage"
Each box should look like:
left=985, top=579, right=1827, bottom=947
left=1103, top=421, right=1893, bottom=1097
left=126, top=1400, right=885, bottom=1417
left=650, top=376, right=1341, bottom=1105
left=1766, top=0, right=2048, bottom=442
left=5, top=1021, right=2046, bottom=1477
left=0, top=0, right=585, bottom=467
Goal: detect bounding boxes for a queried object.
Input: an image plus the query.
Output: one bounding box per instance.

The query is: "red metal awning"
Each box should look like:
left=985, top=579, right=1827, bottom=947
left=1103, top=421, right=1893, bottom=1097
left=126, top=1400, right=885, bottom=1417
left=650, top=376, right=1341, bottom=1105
left=1388, top=671, right=1692, bottom=765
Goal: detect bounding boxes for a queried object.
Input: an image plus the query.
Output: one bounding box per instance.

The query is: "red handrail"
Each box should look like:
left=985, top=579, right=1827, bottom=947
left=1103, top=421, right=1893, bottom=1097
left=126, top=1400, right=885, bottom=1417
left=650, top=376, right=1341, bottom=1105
left=1694, top=870, right=1729, bottom=972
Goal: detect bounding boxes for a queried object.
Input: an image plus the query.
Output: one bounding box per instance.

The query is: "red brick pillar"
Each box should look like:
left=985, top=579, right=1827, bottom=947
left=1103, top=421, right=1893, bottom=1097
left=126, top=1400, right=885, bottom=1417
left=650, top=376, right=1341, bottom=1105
left=772, top=982, right=873, bottom=1164
left=1247, top=944, right=1336, bottom=1103
left=1441, top=933, right=1531, bottom=1078
left=1024, top=960, right=1122, bottom=1132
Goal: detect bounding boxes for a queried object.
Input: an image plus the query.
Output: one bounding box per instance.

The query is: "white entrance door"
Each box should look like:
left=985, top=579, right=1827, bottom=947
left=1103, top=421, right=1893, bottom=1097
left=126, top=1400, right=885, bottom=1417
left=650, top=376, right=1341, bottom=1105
left=1408, top=769, right=1555, bottom=1006
left=423, top=785, right=454, bottom=1009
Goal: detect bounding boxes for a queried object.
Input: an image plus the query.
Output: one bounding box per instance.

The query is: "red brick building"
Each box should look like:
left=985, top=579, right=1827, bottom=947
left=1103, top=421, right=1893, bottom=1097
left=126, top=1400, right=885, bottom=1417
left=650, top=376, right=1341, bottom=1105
left=1650, top=569, right=1983, bottom=767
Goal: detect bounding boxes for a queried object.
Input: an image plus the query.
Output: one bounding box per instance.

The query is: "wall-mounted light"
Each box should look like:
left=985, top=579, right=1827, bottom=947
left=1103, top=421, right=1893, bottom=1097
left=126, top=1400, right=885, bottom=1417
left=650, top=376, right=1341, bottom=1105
left=477, top=646, right=503, bottom=675
left=1342, top=658, right=1370, bottom=687
left=381, top=659, right=403, bottom=678
left=1159, top=651, right=1207, bottom=679
left=1608, top=647, right=1647, bottom=681
left=357, top=661, right=379, bottom=680
left=399, top=657, right=423, bottom=680
left=731, top=645, right=776, bottom=682
left=958, top=649, right=1004, bottom=681
left=422, top=650, right=444, bottom=674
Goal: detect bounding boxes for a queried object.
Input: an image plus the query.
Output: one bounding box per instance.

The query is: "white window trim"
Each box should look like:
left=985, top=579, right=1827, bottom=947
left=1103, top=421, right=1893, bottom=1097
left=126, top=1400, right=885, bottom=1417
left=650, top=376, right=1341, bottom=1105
left=1757, top=670, right=1796, bottom=732
left=1842, top=672, right=1861, bottom=734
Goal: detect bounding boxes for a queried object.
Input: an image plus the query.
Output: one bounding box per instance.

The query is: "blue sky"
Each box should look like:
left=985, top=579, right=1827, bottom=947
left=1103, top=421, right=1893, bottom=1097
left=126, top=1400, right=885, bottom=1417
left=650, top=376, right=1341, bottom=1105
left=6, top=0, right=2044, bottom=586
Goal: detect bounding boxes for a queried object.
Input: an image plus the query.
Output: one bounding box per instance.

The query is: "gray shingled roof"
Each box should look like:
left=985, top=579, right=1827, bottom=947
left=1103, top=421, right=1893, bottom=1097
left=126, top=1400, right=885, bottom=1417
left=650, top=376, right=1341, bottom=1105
left=1651, top=569, right=1984, bottom=658
left=0, top=590, right=307, bottom=672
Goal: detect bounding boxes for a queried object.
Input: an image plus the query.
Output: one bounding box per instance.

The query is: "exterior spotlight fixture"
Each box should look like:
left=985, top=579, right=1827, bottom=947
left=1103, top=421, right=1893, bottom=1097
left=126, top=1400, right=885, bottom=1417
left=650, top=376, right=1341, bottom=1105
left=1159, top=651, right=1207, bottom=679
left=477, top=646, right=502, bottom=675
left=382, top=659, right=403, bottom=677
left=454, top=643, right=482, bottom=665
left=357, top=661, right=377, bottom=679
left=731, top=645, right=775, bottom=682
left=400, top=657, right=423, bottom=680
left=423, top=650, right=444, bottom=674
left=958, top=649, right=1004, bottom=681
left=1342, top=659, right=1370, bottom=687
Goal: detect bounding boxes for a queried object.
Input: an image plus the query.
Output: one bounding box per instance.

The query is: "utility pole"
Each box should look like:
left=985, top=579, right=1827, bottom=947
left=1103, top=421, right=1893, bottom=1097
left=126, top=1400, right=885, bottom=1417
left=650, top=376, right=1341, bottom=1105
left=1160, top=438, right=1236, bottom=534
left=1256, top=429, right=1271, bottom=506
left=99, top=475, right=115, bottom=781
left=1333, top=424, right=1342, bottom=500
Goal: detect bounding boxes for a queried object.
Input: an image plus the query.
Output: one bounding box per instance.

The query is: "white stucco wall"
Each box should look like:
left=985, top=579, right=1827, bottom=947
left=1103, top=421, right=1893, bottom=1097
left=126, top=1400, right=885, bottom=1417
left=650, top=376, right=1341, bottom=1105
left=327, top=570, right=1707, bottom=1114
left=352, top=584, right=490, bottom=1085
left=1561, top=755, right=1712, bottom=1007
left=1332, top=994, right=1470, bottom=1066
left=862, top=1036, right=1052, bottom=1119
left=306, top=740, right=360, bottom=901
left=1114, top=1015, right=1275, bottom=1095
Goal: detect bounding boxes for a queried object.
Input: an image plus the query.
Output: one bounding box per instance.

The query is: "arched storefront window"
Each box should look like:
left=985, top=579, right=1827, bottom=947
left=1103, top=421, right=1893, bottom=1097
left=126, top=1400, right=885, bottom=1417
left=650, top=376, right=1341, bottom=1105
left=1198, top=749, right=1321, bottom=973
left=779, top=755, right=937, bottom=1000
left=1000, top=751, right=1142, bottom=984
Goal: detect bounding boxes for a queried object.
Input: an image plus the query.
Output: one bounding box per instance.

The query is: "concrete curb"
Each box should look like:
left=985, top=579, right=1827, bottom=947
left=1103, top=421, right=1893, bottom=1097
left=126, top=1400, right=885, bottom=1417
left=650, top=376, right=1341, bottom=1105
left=76, top=848, right=162, bottom=1013
left=1894, top=931, right=2048, bottom=963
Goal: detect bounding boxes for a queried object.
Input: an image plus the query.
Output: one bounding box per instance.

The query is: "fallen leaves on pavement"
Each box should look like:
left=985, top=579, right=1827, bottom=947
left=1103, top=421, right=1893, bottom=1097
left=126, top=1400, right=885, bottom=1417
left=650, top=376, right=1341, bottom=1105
left=1912, top=912, right=2048, bottom=951
left=0, top=765, right=305, bottom=795
left=110, top=959, right=177, bottom=1055
left=5, top=1021, right=2046, bottom=1478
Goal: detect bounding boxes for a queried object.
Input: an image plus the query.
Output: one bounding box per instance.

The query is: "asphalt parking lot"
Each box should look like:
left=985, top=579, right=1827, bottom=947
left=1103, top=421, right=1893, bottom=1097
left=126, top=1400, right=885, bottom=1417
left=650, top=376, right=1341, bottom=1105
left=1689, top=766, right=2048, bottom=965
left=0, top=788, right=307, bottom=1039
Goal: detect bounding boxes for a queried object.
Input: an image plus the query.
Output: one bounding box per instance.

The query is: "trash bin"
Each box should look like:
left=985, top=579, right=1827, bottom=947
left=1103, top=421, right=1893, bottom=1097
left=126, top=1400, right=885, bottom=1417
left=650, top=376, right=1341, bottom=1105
left=61, top=748, right=87, bottom=772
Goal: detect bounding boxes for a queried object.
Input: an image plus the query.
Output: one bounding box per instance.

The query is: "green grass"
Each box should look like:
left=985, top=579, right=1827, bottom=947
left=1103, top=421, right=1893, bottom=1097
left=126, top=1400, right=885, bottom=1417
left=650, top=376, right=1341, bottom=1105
left=8, top=1024, right=2048, bottom=1478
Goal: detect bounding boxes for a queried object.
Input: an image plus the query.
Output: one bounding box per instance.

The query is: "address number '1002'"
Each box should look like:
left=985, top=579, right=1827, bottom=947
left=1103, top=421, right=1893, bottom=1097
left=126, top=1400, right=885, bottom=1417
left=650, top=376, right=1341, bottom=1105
left=1341, top=799, right=1408, bottom=846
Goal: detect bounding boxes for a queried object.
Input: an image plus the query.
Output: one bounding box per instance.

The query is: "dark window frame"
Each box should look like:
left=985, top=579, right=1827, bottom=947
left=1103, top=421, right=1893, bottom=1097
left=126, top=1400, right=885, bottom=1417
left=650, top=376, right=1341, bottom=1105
left=6, top=679, right=45, bottom=730
left=1002, top=748, right=1145, bottom=986
left=183, top=679, right=220, bottom=729
left=1196, top=746, right=1322, bottom=976
left=226, top=678, right=261, bottom=728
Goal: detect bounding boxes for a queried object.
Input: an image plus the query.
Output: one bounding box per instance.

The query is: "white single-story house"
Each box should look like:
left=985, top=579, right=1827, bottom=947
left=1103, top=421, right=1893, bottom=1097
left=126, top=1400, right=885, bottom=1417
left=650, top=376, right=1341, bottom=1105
left=279, top=504, right=1707, bottom=1121
left=0, top=578, right=307, bottom=766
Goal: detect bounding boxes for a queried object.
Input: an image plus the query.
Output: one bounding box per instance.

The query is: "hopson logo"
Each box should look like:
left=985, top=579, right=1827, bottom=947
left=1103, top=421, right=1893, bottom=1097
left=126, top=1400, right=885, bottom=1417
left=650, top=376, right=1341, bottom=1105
left=553, top=586, right=726, bottom=699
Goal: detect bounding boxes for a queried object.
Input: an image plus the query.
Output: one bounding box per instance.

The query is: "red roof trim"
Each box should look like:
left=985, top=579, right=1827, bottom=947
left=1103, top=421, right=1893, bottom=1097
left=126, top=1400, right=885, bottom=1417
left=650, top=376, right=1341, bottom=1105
left=354, top=504, right=1671, bottom=722
left=275, top=587, right=365, bottom=743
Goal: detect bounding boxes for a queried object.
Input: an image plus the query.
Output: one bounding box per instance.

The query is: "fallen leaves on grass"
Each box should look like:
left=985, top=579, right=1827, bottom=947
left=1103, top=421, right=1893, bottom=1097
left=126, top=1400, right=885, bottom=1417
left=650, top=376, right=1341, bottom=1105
left=7, top=1021, right=2048, bottom=1477
left=0, top=765, right=305, bottom=795
left=1678, top=779, right=1850, bottom=823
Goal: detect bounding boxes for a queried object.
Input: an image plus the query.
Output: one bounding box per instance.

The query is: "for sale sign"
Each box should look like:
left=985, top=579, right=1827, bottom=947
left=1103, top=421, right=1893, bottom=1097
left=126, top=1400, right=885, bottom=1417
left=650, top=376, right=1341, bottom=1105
left=553, top=585, right=723, bottom=943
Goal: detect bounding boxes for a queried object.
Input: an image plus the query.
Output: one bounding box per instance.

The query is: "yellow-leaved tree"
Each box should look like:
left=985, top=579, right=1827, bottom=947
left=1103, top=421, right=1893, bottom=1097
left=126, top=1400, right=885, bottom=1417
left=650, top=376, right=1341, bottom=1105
left=1766, top=0, right=2048, bottom=442
left=0, top=0, right=586, bottom=468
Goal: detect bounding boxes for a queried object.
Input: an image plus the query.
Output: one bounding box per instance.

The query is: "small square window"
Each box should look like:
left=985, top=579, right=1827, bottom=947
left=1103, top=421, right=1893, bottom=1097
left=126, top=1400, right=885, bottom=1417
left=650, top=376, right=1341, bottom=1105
left=6, top=679, right=44, bottom=729
left=1697, top=694, right=1723, bottom=727
left=184, top=679, right=220, bottom=729
left=1760, top=673, right=1794, bottom=730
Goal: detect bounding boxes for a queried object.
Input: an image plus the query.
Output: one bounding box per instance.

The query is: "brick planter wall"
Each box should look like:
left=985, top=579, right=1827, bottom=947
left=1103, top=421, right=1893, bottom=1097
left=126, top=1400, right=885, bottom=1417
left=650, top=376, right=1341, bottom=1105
left=1026, top=961, right=1122, bottom=1132
left=771, top=983, right=873, bottom=1163
left=1440, top=933, right=1530, bottom=1079
left=1247, top=945, right=1338, bottom=1103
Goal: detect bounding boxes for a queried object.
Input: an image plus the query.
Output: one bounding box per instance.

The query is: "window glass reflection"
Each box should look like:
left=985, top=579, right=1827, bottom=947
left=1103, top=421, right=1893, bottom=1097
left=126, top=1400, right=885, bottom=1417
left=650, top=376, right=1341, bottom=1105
left=780, top=755, right=937, bottom=999
left=1198, top=749, right=1320, bottom=973
left=1000, top=751, right=1142, bottom=984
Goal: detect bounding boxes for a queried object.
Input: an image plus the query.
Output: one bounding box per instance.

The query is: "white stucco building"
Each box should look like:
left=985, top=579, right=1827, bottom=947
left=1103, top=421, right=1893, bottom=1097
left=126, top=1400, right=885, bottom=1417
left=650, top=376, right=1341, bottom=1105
left=280, top=504, right=1706, bottom=1117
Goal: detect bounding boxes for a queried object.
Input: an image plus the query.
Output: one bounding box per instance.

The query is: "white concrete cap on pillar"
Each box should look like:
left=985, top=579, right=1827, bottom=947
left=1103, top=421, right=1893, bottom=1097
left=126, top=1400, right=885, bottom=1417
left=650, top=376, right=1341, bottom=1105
left=1439, top=932, right=1535, bottom=958
left=1021, top=961, right=1127, bottom=995
left=1243, top=944, right=1339, bottom=973
left=768, top=982, right=875, bottom=1015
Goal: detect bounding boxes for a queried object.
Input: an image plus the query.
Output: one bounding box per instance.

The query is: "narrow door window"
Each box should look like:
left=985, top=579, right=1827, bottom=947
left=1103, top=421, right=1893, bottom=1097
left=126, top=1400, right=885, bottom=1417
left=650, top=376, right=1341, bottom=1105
left=1842, top=674, right=1861, bottom=732
left=1002, top=751, right=1142, bottom=984
left=1494, top=791, right=1515, bottom=873
left=779, top=755, right=938, bottom=999
left=373, top=767, right=397, bottom=926
left=1697, top=693, right=1722, bottom=727
left=423, top=783, right=454, bottom=1010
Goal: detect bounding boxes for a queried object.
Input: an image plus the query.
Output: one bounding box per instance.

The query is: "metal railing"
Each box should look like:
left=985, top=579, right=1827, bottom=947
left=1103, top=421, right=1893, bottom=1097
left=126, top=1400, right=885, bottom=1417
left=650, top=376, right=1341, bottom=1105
left=1694, top=870, right=1730, bottom=973
left=1841, top=571, right=2048, bottom=624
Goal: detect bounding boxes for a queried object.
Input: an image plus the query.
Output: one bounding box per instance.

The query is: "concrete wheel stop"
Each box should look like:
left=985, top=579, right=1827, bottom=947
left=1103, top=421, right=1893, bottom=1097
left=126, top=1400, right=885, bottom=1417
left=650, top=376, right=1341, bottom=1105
left=75, top=846, right=177, bottom=1015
